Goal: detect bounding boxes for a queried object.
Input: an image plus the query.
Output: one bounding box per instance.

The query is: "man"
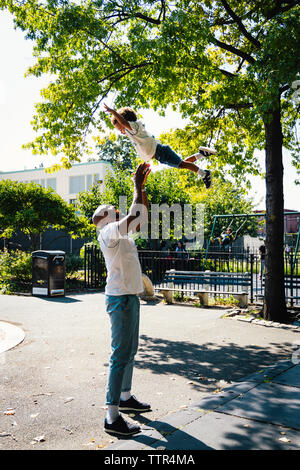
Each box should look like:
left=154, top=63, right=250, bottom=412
left=93, top=163, right=151, bottom=437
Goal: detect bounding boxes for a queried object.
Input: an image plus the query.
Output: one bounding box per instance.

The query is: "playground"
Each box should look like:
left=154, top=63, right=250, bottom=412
left=84, top=211, right=300, bottom=310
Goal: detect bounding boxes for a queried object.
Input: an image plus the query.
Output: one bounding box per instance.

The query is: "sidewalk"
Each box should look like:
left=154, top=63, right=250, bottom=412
left=107, top=360, right=300, bottom=450
left=0, top=320, right=25, bottom=354
left=0, top=293, right=299, bottom=450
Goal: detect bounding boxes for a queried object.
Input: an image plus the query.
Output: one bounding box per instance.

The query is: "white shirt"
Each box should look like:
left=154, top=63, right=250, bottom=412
left=98, top=221, right=143, bottom=296
left=125, top=120, right=157, bottom=161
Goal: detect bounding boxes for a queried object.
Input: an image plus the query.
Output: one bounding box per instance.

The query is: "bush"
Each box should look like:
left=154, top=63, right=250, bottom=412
left=0, top=249, right=32, bottom=279
left=66, top=254, right=84, bottom=275
left=80, top=241, right=100, bottom=259
left=0, top=249, right=32, bottom=294
left=0, top=250, right=86, bottom=294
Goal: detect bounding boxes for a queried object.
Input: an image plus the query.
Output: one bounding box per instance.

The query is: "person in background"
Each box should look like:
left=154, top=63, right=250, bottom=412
left=258, top=240, right=266, bottom=280
left=284, top=244, right=291, bottom=258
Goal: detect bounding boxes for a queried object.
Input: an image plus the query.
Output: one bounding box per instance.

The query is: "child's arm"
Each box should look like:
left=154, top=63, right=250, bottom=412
left=104, top=103, right=133, bottom=131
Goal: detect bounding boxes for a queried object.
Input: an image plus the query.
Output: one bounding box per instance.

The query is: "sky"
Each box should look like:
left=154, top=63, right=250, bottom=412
left=0, top=11, right=299, bottom=212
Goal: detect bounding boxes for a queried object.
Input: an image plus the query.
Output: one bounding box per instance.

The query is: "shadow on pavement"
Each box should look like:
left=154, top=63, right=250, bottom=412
left=136, top=334, right=294, bottom=392
left=112, top=413, right=213, bottom=450
left=35, top=296, right=82, bottom=303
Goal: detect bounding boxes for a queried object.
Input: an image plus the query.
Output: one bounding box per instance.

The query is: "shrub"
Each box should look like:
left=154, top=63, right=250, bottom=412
left=0, top=250, right=85, bottom=294
left=0, top=249, right=32, bottom=294
left=66, top=254, right=84, bottom=276
left=0, top=249, right=32, bottom=280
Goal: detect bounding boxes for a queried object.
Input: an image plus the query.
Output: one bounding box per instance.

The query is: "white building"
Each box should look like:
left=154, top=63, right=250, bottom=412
left=0, top=160, right=113, bottom=204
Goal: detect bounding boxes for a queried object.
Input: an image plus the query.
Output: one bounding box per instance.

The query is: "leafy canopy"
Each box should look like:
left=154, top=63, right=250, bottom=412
left=1, top=0, right=299, bottom=183
left=0, top=179, right=91, bottom=249
left=77, top=165, right=258, bottom=245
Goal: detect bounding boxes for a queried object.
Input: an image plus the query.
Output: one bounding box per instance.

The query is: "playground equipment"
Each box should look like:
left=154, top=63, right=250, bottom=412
left=203, top=212, right=300, bottom=270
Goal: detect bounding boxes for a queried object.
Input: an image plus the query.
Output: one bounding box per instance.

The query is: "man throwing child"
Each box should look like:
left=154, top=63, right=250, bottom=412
left=93, top=163, right=151, bottom=437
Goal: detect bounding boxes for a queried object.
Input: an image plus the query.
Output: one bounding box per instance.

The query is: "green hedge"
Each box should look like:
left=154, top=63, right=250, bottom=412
left=0, top=250, right=85, bottom=295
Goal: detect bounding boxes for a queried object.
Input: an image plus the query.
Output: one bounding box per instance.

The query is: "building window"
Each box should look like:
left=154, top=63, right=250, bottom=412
left=86, top=173, right=100, bottom=190
left=69, top=175, right=85, bottom=194
left=86, top=174, right=93, bottom=189
left=46, top=178, right=57, bottom=190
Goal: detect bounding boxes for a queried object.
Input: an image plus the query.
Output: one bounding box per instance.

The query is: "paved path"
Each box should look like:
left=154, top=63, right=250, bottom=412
left=107, top=360, right=300, bottom=451
left=0, top=321, right=25, bottom=354
left=0, top=292, right=299, bottom=450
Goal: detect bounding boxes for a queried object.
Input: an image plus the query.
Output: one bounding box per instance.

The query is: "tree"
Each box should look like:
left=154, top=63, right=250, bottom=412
left=1, top=0, right=299, bottom=320
left=91, top=133, right=139, bottom=172
left=0, top=180, right=91, bottom=250
left=77, top=167, right=258, bottom=248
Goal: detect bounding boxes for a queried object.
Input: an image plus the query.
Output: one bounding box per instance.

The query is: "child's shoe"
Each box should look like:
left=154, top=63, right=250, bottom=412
left=202, top=170, right=212, bottom=189
left=198, top=146, right=217, bottom=158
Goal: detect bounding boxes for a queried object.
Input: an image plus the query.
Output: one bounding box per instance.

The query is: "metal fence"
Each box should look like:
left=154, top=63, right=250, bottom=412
left=84, top=246, right=300, bottom=305
left=84, top=244, right=107, bottom=288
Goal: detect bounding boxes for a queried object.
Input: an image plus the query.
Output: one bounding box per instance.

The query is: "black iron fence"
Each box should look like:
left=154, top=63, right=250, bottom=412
left=84, top=244, right=107, bottom=288
left=84, top=245, right=300, bottom=305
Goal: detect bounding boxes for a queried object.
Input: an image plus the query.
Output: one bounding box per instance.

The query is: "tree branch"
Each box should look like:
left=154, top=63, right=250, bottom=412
left=213, top=38, right=256, bottom=64
left=220, top=0, right=261, bottom=48
left=280, top=83, right=290, bottom=94
left=225, top=102, right=253, bottom=110
left=264, top=0, right=299, bottom=19
left=235, top=58, right=246, bottom=74
left=219, top=68, right=236, bottom=78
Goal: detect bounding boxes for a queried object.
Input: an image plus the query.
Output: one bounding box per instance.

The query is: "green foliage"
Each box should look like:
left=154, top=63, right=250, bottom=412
left=191, top=180, right=259, bottom=238
left=0, top=249, right=85, bottom=294
left=0, top=249, right=31, bottom=294
left=92, top=133, right=139, bottom=172
left=1, top=0, right=298, bottom=181
left=0, top=249, right=31, bottom=280
left=77, top=161, right=258, bottom=244
left=65, top=253, right=84, bottom=275
left=0, top=180, right=91, bottom=250
left=213, top=295, right=240, bottom=307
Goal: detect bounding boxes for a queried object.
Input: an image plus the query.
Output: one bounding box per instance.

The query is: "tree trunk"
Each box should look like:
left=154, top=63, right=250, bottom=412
left=263, top=96, right=287, bottom=322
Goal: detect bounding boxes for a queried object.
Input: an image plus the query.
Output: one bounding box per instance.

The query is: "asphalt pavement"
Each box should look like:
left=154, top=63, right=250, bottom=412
left=0, top=292, right=299, bottom=451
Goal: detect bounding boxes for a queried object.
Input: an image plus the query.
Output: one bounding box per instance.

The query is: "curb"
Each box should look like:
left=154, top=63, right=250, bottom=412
left=0, top=321, right=25, bottom=354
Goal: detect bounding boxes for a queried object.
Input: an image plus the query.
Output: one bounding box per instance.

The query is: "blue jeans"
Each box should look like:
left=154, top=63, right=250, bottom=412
left=105, top=294, right=140, bottom=405
left=154, top=143, right=182, bottom=168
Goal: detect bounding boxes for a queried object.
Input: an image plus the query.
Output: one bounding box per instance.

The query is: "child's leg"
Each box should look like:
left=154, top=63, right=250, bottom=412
left=182, top=155, right=198, bottom=163
left=155, top=143, right=211, bottom=186
left=179, top=160, right=205, bottom=176
left=183, top=147, right=216, bottom=163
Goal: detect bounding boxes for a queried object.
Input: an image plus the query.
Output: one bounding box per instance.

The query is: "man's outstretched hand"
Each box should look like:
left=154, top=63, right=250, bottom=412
left=133, top=163, right=151, bottom=189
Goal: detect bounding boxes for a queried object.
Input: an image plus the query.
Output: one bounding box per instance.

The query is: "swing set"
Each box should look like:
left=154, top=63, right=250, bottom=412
left=203, top=212, right=300, bottom=270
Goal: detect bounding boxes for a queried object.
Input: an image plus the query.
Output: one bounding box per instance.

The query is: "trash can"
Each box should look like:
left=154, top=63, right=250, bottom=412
left=32, top=250, right=66, bottom=297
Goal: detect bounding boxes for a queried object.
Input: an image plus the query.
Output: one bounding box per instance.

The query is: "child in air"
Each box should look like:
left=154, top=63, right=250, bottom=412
left=104, top=104, right=216, bottom=188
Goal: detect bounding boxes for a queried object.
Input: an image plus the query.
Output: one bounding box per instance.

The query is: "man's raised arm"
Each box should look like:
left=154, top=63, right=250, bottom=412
left=118, top=163, right=151, bottom=236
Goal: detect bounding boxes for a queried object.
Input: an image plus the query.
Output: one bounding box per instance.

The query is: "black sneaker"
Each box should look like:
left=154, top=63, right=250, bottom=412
left=119, top=395, right=151, bottom=412
left=199, top=146, right=217, bottom=157
left=104, top=415, right=141, bottom=436
left=202, top=170, right=212, bottom=189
